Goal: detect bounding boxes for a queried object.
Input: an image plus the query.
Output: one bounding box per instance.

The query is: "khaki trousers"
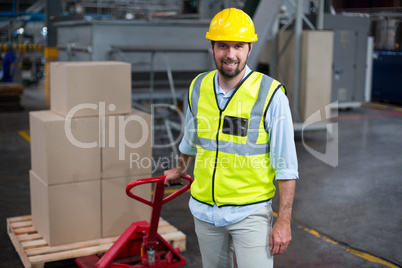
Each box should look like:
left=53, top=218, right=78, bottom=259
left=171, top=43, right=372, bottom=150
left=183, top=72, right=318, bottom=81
left=194, top=204, right=274, bottom=268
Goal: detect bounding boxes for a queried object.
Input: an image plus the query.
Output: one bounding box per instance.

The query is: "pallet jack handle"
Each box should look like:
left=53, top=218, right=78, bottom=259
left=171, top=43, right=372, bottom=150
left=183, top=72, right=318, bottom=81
left=75, top=175, right=193, bottom=268
left=126, top=175, right=193, bottom=247
left=126, top=175, right=193, bottom=206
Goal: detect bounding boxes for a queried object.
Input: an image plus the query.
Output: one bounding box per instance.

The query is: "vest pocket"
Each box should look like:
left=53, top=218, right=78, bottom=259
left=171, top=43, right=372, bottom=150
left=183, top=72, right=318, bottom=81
left=222, top=115, right=248, bottom=137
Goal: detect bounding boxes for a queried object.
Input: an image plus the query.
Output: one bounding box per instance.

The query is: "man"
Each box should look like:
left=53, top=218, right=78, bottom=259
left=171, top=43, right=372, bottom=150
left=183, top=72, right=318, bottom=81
left=164, top=8, right=298, bottom=268
left=2, top=43, right=15, bottom=82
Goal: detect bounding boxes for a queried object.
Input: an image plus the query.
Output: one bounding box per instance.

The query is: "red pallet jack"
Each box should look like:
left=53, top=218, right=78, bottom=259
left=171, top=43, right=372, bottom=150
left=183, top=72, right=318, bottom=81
left=75, top=175, right=193, bottom=268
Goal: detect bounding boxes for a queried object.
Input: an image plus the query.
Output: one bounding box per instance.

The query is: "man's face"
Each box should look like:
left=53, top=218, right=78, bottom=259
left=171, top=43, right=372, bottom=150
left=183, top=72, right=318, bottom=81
left=212, top=41, right=252, bottom=80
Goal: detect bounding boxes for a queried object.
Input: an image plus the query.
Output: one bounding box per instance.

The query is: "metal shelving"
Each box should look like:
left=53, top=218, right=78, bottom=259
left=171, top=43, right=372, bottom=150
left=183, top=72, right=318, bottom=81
left=62, top=0, right=184, bottom=19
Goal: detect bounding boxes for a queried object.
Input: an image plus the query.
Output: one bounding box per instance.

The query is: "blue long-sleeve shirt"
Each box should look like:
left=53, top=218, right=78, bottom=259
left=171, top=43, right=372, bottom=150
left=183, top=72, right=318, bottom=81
left=179, top=66, right=299, bottom=227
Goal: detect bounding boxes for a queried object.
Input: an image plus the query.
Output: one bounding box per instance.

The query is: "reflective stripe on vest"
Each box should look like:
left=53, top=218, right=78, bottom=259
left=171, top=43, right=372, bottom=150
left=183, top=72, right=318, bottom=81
left=189, top=70, right=285, bottom=206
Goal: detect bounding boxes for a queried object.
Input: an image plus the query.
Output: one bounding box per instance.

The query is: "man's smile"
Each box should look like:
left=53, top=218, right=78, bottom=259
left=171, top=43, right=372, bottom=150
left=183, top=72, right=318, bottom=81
left=223, top=60, right=239, bottom=68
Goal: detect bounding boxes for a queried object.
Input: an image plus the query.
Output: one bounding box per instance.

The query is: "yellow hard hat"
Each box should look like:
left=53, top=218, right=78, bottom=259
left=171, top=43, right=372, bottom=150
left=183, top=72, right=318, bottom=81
left=205, top=8, right=258, bottom=42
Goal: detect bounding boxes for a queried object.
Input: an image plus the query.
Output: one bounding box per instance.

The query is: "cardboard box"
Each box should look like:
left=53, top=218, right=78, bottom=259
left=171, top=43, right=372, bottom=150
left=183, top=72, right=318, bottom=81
left=50, top=61, right=132, bottom=118
left=102, top=109, right=152, bottom=179
left=30, top=110, right=101, bottom=185
left=102, top=174, right=152, bottom=238
left=30, top=170, right=101, bottom=246
left=277, top=31, right=334, bottom=122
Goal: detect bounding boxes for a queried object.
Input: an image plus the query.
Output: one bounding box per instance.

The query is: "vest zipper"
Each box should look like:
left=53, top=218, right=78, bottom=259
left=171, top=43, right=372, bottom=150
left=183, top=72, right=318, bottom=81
left=209, top=71, right=254, bottom=205
left=211, top=110, right=222, bottom=204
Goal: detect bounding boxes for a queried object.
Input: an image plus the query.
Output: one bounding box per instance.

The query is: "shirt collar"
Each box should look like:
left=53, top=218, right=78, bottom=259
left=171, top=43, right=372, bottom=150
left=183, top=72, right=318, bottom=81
left=215, top=65, right=252, bottom=98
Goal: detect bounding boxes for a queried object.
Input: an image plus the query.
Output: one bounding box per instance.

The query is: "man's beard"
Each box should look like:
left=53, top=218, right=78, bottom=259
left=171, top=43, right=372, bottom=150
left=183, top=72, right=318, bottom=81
left=214, top=57, right=247, bottom=79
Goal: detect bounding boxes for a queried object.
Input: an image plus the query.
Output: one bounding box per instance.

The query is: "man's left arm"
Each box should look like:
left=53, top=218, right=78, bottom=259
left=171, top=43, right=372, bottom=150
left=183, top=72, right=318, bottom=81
left=265, top=90, right=298, bottom=255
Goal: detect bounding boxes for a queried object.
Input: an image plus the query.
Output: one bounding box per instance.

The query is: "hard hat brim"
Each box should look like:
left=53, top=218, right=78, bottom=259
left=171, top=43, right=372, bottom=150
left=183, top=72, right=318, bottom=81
left=205, top=33, right=258, bottom=42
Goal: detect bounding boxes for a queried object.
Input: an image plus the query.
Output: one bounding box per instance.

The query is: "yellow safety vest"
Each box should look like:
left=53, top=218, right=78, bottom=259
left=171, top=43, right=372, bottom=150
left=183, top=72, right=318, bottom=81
left=188, top=70, right=286, bottom=207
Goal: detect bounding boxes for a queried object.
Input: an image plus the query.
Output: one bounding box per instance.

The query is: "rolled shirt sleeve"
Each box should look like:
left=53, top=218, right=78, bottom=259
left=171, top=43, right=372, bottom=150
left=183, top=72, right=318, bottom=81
left=266, top=90, right=299, bottom=180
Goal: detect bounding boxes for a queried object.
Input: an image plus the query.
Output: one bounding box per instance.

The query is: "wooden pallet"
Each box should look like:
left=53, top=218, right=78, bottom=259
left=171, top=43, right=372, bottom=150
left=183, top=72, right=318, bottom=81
left=0, top=83, right=24, bottom=96
left=7, top=215, right=186, bottom=268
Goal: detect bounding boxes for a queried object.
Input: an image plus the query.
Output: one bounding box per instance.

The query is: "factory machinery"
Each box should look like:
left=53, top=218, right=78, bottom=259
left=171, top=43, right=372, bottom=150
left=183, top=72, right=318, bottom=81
left=2, top=0, right=401, bottom=106
left=370, top=14, right=402, bottom=105
left=1, top=0, right=401, bottom=153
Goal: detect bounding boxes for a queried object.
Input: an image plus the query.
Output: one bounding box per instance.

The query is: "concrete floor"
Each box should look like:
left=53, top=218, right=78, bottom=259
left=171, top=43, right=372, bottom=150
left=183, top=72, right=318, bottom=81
left=1, top=87, right=401, bottom=268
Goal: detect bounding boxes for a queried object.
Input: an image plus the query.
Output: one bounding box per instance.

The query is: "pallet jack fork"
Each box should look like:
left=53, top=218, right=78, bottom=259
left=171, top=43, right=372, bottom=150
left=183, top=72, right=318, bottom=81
left=75, top=175, right=193, bottom=268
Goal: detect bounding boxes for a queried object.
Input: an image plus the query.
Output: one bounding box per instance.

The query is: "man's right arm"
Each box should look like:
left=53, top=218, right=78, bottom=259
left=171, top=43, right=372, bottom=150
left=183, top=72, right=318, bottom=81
left=164, top=104, right=196, bottom=186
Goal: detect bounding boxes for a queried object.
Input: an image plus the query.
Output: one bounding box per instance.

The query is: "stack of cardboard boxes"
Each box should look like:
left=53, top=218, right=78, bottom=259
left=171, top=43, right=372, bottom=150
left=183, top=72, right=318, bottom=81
left=29, top=61, right=153, bottom=246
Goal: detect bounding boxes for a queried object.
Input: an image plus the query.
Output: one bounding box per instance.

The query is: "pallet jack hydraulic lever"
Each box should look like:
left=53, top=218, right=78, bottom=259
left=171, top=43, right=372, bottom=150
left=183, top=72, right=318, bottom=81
left=75, top=175, right=193, bottom=268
